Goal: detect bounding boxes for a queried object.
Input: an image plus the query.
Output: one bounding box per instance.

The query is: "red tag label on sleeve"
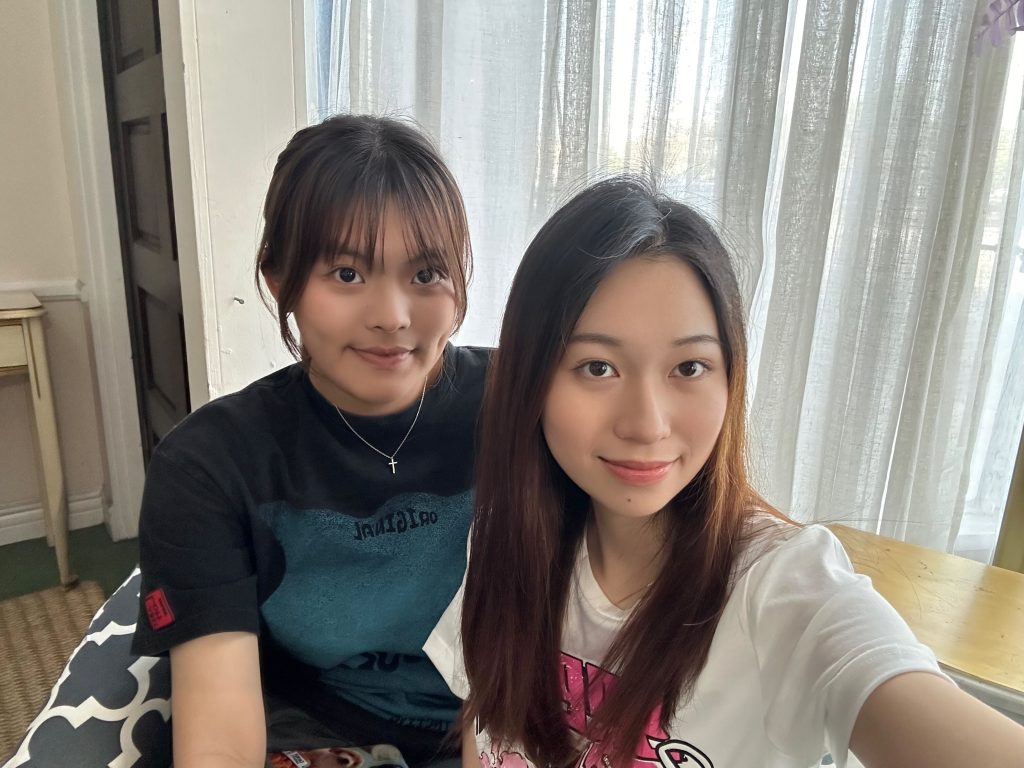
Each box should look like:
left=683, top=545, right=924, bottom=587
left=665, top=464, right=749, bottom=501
left=144, top=588, right=175, bottom=630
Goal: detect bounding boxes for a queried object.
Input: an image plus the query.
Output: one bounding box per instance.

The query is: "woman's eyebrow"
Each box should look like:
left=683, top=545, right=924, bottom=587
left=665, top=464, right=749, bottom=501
left=567, top=332, right=622, bottom=347
left=567, top=332, right=721, bottom=347
left=324, top=247, right=442, bottom=266
left=323, top=248, right=374, bottom=269
left=672, top=334, right=722, bottom=347
left=407, top=248, right=446, bottom=267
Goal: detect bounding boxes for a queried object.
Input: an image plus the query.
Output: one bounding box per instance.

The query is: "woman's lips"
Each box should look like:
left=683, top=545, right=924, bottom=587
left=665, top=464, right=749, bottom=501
left=600, top=458, right=676, bottom=485
left=352, top=347, right=412, bottom=369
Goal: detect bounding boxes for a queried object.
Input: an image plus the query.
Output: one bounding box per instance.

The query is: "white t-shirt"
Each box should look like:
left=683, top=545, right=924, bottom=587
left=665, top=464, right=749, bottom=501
left=424, top=523, right=950, bottom=768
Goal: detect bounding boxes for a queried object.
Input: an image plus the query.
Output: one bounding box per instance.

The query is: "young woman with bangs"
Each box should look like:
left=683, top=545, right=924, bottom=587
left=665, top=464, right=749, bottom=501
left=132, top=115, right=488, bottom=767
left=424, top=177, right=1024, bottom=768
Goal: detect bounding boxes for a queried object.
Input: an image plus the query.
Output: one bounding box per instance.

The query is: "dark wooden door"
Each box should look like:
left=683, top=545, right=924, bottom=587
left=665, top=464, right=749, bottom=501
left=98, top=0, right=189, bottom=464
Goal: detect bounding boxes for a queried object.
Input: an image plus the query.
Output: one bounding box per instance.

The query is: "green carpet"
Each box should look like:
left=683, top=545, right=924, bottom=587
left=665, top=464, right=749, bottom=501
left=0, top=525, right=138, bottom=601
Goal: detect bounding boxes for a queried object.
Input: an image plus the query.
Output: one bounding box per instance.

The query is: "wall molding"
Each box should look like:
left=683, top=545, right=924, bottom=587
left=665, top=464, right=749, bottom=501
left=0, top=279, right=84, bottom=302
left=48, top=0, right=146, bottom=541
left=0, top=489, right=106, bottom=547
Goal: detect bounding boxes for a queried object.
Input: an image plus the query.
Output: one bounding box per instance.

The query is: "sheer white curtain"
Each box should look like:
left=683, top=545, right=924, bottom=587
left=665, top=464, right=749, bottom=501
left=307, top=0, right=1024, bottom=561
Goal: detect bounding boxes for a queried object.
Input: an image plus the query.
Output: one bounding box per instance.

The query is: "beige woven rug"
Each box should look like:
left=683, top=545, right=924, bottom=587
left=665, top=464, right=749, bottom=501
left=0, top=582, right=105, bottom=760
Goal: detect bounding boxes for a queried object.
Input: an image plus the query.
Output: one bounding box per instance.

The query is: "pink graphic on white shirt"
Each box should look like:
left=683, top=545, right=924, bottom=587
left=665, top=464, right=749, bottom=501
left=476, top=653, right=713, bottom=768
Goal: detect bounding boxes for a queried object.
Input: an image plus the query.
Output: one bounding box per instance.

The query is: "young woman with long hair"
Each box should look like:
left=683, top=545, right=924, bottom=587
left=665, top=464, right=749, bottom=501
left=425, top=177, right=1024, bottom=768
left=133, top=114, right=487, bottom=767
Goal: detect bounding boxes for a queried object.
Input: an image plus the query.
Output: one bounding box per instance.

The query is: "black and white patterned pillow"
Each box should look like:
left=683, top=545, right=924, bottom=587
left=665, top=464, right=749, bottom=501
left=2, top=569, right=172, bottom=768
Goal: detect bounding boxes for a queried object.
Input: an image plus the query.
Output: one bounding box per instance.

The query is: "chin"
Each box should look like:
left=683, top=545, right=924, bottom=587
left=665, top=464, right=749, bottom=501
left=611, top=506, right=667, bottom=520
left=359, top=386, right=407, bottom=405
left=593, top=494, right=672, bottom=520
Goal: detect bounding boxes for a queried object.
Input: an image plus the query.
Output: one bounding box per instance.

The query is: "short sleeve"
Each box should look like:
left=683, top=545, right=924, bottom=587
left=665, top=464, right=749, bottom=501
left=423, top=563, right=471, bottom=700
left=744, top=525, right=950, bottom=767
left=131, top=446, right=259, bottom=656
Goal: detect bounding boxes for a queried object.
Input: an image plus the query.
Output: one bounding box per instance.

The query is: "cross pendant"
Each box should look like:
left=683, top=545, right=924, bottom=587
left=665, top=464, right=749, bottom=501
left=388, top=457, right=397, bottom=474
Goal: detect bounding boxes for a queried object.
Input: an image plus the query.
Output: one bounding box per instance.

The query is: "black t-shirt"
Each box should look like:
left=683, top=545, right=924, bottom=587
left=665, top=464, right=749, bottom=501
left=132, top=344, right=489, bottom=734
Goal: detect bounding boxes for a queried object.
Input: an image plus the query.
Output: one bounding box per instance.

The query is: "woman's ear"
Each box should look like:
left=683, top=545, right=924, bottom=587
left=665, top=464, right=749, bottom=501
left=262, top=268, right=281, bottom=302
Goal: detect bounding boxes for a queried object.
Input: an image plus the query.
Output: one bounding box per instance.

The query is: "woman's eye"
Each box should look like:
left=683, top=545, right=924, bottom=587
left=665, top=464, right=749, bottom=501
left=413, top=268, right=444, bottom=285
left=334, top=267, right=363, bottom=284
left=676, top=360, right=710, bottom=378
left=581, top=361, right=616, bottom=378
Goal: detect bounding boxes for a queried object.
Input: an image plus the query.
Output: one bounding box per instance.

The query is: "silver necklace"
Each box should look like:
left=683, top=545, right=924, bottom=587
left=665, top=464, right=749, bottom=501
left=333, top=378, right=427, bottom=475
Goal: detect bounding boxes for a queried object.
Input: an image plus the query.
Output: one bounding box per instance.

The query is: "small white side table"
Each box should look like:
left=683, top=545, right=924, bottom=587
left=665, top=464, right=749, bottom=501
left=0, top=291, right=77, bottom=587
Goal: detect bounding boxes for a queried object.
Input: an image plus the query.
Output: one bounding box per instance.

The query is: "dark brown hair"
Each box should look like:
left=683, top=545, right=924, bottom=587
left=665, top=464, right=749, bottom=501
left=256, top=114, right=471, bottom=357
left=461, top=177, right=780, bottom=767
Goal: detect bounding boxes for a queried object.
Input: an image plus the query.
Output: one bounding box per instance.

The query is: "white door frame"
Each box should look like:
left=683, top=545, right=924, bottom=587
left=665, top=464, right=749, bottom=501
left=159, top=0, right=308, bottom=402
left=47, top=0, right=145, bottom=541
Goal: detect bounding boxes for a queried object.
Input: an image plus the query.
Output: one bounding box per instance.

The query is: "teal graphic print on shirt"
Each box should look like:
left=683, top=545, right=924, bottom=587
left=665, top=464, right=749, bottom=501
left=258, top=490, right=471, bottom=729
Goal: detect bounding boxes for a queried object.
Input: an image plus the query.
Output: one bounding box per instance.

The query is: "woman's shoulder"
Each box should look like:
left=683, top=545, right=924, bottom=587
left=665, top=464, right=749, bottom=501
left=732, top=517, right=888, bottom=640
left=746, top=515, right=843, bottom=551
left=437, top=344, right=493, bottom=402
left=725, top=520, right=877, bottom=663
left=737, top=516, right=854, bottom=591
left=152, top=363, right=307, bottom=462
left=447, top=344, right=493, bottom=378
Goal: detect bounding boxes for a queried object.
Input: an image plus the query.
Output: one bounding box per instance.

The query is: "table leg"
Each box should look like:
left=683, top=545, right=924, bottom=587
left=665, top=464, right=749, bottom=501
left=24, top=316, right=77, bottom=587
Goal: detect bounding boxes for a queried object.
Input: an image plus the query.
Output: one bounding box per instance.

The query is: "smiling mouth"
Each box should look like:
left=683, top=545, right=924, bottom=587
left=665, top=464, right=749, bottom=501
left=600, top=458, right=677, bottom=485
left=352, top=347, right=413, bottom=369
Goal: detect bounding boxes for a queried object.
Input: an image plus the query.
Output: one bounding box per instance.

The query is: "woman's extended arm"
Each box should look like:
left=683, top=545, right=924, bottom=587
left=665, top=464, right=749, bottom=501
left=462, top=722, right=478, bottom=768
left=170, top=631, right=266, bottom=768
left=850, top=671, right=1024, bottom=768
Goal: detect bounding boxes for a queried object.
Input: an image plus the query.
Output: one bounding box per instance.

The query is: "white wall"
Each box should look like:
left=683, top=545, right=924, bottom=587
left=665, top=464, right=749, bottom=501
left=0, top=2, right=78, bottom=282
left=0, top=0, right=110, bottom=541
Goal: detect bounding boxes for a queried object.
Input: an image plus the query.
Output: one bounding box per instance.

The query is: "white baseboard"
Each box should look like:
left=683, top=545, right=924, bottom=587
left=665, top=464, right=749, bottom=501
left=0, top=489, right=107, bottom=546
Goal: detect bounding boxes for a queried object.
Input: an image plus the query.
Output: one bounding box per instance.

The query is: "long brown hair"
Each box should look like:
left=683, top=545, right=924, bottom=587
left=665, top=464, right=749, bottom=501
left=461, top=177, right=778, bottom=767
left=255, top=114, right=471, bottom=358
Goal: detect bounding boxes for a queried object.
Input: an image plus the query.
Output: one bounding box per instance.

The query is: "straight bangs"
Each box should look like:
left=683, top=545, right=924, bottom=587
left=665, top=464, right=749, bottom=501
left=387, top=153, right=472, bottom=329
left=317, top=168, right=389, bottom=271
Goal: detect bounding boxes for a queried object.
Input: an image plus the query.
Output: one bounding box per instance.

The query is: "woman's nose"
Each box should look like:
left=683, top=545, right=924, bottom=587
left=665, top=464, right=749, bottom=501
left=612, top=380, right=671, bottom=444
left=365, top=282, right=411, bottom=333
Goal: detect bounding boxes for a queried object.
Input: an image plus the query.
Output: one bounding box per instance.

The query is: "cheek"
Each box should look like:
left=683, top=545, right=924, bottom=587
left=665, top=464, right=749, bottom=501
left=415, top=295, right=457, bottom=337
left=541, top=418, right=578, bottom=480
left=541, top=381, right=591, bottom=461
left=288, top=304, right=314, bottom=343
left=682, top=389, right=728, bottom=448
left=294, top=287, right=349, bottom=333
left=440, top=299, right=458, bottom=333
left=438, top=301, right=458, bottom=333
